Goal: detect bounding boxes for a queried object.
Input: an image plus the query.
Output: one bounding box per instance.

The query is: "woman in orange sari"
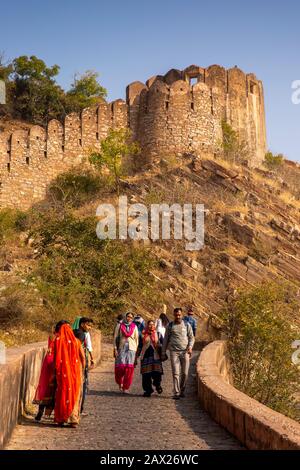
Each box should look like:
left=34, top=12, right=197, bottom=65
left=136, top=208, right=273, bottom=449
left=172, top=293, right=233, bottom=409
left=53, top=321, right=85, bottom=427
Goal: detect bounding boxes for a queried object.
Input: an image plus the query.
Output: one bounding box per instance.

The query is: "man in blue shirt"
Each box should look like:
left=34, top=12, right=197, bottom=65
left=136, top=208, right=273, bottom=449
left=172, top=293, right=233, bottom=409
left=183, top=307, right=197, bottom=337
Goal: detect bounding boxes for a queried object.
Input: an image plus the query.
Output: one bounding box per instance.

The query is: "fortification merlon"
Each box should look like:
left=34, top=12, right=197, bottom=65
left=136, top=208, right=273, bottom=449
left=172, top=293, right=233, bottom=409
left=0, top=100, right=129, bottom=207
left=126, top=82, right=147, bottom=139
left=126, top=81, right=147, bottom=105
left=145, top=75, right=164, bottom=88
left=110, top=99, right=128, bottom=129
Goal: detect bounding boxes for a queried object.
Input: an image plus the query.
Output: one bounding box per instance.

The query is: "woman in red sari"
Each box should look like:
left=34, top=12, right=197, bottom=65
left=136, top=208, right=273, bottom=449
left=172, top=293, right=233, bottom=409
left=53, top=322, right=85, bottom=427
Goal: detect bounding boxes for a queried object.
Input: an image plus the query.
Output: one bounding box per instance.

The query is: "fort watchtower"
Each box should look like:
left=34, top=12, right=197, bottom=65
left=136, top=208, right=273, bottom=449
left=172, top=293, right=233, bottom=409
left=127, top=65, right=266, bottom=167
left=0, top=64, right=267, bottom=208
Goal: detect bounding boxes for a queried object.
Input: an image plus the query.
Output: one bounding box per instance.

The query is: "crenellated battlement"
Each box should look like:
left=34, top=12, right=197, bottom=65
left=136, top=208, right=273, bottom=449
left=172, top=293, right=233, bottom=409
left=0, top=100, right=128, bottom=208
left=126, top=64, right=266, bottom=167
left=0, top=64, right=267, bottom=209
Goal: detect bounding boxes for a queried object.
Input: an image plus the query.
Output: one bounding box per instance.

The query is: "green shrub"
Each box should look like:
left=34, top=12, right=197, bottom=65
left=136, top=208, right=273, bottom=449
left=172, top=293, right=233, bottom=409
left=0, top=208, right=27, bottom=242
left=264, top=151, right=284, bottom=171
left=220, top=281, right=300, bottom=420
left=29, top=210, right=157, bottom=334
left=221, top=120, right=249, bottom=164
left=89, top=128, right=140, bottom=195
left=0, top=281, right=45, bottom=328
left=47, top=168, right=108, bottom=208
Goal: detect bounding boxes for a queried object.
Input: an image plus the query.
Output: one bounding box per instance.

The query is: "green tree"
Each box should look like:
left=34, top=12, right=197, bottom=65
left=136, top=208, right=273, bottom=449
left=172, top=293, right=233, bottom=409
left=66, top=70, right=107, bottom=112
left=0, top=52, right=12, bottom=80
left=0, top=55, right=108, bottom=125
left=10, top=55, right=65, bottom=125
left=221, top=281, right=300, bottom=420
left=89, top=128, right=140, bottom=195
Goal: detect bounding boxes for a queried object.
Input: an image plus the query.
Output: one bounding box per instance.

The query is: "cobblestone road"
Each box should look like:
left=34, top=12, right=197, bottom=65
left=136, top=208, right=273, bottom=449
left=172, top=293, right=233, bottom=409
left=7, top=343, right=243, bottom=450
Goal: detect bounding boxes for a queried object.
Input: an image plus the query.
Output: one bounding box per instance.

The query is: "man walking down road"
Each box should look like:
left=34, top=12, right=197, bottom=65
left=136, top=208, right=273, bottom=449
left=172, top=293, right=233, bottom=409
left=161, top=308, right=195, bottom=400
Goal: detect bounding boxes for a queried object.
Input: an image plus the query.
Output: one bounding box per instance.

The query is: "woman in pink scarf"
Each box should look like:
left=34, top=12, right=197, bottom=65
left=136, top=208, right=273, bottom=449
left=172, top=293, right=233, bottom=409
left=113, top=312, right=139, bottom=393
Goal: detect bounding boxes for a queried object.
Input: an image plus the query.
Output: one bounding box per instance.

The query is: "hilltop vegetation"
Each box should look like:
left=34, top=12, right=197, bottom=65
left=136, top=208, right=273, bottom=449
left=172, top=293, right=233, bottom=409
left=0, top=54, right=107, bottom=125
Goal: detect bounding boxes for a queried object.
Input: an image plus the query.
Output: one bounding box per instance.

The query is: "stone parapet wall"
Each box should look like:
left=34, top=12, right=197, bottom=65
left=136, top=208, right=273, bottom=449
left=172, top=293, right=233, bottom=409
left=0, top=64, right=267, bottom=209
left=197, top=340, right=300, bottom=450
left=0, top=102, right=127, bottom=209
left=0, top=330, right=101, bottom=449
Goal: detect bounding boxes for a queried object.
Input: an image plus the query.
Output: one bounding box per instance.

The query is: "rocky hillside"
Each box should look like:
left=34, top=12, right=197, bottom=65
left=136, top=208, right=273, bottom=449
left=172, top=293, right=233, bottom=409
left=1, top=152, right=300, bottom=346
left=122, top=155, right=300, bottom=329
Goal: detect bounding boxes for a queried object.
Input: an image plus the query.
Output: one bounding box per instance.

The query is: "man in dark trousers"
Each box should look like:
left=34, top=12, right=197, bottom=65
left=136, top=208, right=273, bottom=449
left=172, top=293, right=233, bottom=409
left=73, top=317, right=94, bottom=414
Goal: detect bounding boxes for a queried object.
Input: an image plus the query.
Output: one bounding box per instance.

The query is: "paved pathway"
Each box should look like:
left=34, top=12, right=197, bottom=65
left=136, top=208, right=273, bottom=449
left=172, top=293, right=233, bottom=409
left=7, top=343, right=243, bottom=450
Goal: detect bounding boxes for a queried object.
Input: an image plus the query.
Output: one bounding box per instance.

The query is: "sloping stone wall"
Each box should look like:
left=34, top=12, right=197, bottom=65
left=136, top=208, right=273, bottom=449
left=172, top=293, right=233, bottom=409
left=197, top=340, right=300, bottom=450
left=0, top=330, right=101, bottom=449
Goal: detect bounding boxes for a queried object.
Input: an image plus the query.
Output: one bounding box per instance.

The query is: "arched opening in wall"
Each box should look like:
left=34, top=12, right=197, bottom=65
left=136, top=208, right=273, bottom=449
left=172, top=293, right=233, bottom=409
left=190, top=77, right=198, bottom=86
left=26, top=157, right=29, bottom=165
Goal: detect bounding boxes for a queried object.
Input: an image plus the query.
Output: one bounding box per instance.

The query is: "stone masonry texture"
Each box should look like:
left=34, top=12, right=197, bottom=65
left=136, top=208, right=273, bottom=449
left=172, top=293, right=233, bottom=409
left=0, top=64, right=266, bottom=209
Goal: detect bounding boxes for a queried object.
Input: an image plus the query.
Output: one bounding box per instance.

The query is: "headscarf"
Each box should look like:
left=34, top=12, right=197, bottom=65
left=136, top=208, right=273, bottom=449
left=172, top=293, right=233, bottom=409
left=120, top=315, right=136, bottom=337
left=143, top=323, right=159, bottom=347
left=54, top=323, right=82, bottom=423
left=72, top=316, right=81, bottom=330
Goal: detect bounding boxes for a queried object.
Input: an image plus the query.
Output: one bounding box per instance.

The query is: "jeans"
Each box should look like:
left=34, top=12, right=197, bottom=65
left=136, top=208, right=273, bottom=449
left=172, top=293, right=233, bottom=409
left=170, top=350, right=190, bottom=396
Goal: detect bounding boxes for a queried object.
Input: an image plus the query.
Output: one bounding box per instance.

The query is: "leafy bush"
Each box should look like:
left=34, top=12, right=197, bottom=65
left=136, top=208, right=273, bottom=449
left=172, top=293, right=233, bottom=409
left=264, top=151, right=284, bottom=171
left=47, top=168, right=108, bottom=208
left=221, top=120, right=249, bottom=164
left=28, top=210, right=157, bottom=333
left=221, top=281, right=300, bottom=420
left=0, top=281, right=44, bottom=327
left=0, top=208, right=27, bottom=242
left=89, top=128, right=140, bottom=195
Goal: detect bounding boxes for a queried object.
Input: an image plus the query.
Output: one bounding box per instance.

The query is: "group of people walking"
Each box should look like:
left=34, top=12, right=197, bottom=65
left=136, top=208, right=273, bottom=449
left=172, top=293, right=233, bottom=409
left=113, top=307, right=197, bottom=399
left=33, top=306, right=197, bottom=428
left=33, top=317, right=94, bottom=427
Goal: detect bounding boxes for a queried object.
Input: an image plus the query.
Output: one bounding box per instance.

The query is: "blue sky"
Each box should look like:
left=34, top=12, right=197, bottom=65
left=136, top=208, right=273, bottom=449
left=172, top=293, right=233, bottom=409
left=1, top=0, right=300, bottom=161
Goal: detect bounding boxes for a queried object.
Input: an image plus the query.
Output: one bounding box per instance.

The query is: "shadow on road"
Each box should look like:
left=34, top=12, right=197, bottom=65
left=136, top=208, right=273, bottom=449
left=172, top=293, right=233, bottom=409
left=173, top=353, right=243, bottom=450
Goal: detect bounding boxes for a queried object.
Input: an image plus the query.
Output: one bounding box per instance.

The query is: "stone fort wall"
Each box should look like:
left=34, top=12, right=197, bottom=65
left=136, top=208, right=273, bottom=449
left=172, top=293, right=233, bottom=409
left=127, top=65, right=266, bottom=167
left=0, top=64, right=266, bottom=209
